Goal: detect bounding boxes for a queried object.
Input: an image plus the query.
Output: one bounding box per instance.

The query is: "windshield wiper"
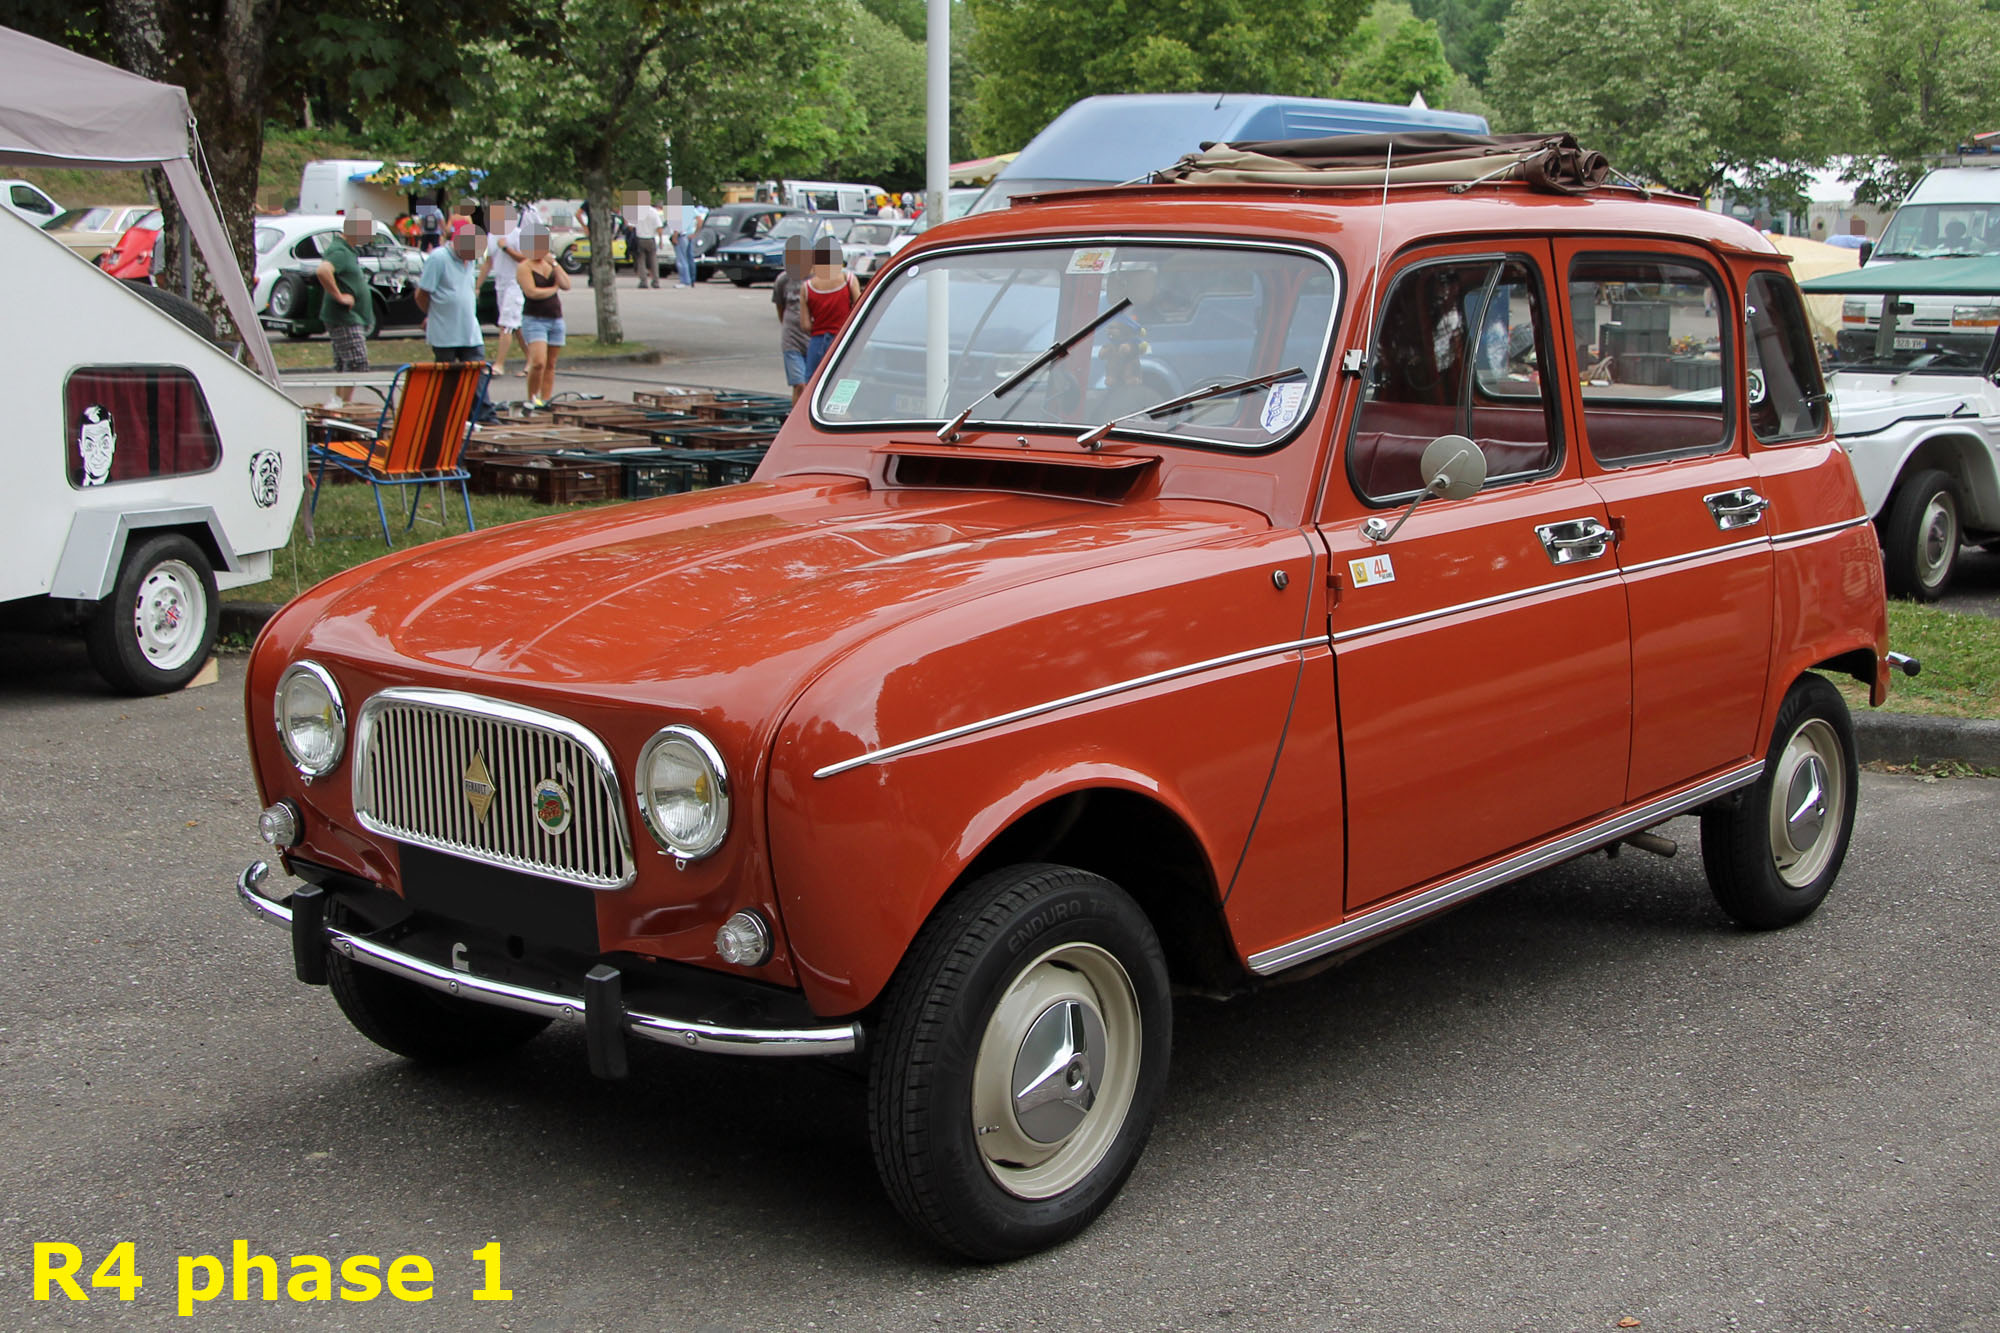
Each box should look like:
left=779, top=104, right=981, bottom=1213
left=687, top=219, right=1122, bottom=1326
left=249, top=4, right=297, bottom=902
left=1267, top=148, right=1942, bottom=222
left=937, top=298, right=1132, bottom=443
left=1076, top=366, right=1306, bottom=449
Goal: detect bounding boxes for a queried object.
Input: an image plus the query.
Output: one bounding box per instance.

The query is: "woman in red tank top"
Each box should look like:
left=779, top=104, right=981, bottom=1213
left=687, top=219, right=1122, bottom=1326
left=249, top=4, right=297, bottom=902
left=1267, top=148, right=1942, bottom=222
left=799, top=239, right=861, bottom=376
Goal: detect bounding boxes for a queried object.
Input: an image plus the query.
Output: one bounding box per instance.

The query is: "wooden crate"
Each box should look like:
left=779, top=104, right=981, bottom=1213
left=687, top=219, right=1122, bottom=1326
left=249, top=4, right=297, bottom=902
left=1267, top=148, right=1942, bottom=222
left=473, top=453, right=620, bottom=504
left=679, top=426, right=777, bottom=451
left=633, top=386, right=718, bottom=411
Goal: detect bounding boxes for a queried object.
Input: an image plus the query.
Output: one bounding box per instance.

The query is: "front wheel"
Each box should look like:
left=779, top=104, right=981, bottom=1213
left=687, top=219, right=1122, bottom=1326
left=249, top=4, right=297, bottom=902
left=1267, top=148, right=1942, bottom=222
left=868, top=864, right=1171, bottom=1261
left=558, top=246, right=587, bottom=275
left=1881, top=468, right=1960, bottom=601
left=1700, top=673, right=1858, bottom=929
left=84, top=533, right=218, bottom=695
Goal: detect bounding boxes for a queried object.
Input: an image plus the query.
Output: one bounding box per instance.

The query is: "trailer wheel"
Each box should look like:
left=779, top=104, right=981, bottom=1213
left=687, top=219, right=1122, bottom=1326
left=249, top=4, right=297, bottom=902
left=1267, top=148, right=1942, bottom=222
left=84, top=533, right=219, bottom=695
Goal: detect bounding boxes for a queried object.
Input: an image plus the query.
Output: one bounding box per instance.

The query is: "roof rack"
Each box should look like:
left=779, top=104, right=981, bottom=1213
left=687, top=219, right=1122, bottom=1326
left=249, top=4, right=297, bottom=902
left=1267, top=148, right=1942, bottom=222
left=1150, top=131, right=1631, bottom=197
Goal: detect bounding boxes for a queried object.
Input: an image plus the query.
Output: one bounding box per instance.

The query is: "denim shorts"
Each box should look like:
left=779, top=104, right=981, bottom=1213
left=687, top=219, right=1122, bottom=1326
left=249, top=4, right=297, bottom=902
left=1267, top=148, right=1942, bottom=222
left=782, top=347, right=809, bottom=386
left=520, top=314, right=566, bottom=347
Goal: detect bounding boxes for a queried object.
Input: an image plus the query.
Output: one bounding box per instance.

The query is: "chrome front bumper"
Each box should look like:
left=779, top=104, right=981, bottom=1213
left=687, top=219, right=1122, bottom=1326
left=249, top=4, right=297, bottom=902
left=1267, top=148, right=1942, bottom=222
left=235, top=862, right=859, bottom=1061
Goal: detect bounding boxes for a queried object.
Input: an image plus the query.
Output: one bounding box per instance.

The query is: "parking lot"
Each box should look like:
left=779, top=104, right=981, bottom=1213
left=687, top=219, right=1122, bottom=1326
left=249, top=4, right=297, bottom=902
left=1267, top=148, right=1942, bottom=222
left=1, top=642, right=1994, bottom=1331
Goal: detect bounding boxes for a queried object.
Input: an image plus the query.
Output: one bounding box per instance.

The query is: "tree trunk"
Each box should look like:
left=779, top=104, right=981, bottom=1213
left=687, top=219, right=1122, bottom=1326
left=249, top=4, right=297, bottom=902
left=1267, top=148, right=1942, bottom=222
left=103, top=0, right=281, bottom=338
left=585, top=171, right=624, bottom=345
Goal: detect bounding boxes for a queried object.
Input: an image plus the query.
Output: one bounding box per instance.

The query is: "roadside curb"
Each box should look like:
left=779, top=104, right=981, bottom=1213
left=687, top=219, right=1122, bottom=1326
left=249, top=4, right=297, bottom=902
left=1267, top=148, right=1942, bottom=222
left=1853, top=709, right=2000, bottom=769
left=212, top=595, right=2000, bottom=771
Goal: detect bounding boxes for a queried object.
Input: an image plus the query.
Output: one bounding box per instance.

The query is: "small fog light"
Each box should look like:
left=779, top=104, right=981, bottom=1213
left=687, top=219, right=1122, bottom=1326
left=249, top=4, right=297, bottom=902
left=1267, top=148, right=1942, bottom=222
left=258, top=800, right=301, bottom=848
left=715, top=911, right=772, bottom=967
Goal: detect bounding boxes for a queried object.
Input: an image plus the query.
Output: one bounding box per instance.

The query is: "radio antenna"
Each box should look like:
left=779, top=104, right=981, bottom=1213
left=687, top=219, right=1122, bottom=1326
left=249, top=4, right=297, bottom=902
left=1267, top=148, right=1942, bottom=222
left=1345, top=140, right=1395, bottom=376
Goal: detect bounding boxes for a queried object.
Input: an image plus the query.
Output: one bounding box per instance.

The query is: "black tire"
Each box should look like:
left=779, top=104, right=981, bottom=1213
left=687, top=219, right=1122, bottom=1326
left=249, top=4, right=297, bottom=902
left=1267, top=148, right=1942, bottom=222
left=325, top=901, right=552, bottom=1063
left=1880, top=468, right=1960, bottom=601
left=558, top=246, right=587, bottom=275
left=266, top=273, right=307, bottom=321
left=128, top=283, right=219, bottom=343
left=694, top=267, right=712, bottom=283
left=868, top=863, right=1171, bottom=1261
left=84, top=533, right=218, bottom=695
left=726, top=268, right=752, bottom=287
left=1700, top=673, right=1858, bottom=929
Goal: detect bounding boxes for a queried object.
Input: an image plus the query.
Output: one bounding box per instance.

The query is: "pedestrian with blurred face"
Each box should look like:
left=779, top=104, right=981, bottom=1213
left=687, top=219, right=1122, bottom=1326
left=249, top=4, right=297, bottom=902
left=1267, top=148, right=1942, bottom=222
left=517, top=217, right=572, bottom=408
left=415, top=215, right=496, bottom=421
left=628, top=190, right=663, bottom=289
left=798, top=238, right=861, bottom=377
left=315, top=210, right=376, bottom=404
left=771, top=239, right=811, bottom=402
left=484, top=202, right=527, bottom=378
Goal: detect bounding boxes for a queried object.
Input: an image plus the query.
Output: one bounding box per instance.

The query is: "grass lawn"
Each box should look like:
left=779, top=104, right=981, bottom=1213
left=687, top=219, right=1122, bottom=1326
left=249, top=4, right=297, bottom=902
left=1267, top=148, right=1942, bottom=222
left=224, top=480, right=619, bottom=609
left=270, top=332, right=645, bottom=373
left=1835, top=600, right=2000, bottom=720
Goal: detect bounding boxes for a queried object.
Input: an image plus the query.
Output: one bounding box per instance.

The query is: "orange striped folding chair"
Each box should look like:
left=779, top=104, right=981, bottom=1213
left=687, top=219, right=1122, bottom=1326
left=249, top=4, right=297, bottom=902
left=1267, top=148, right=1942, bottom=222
left=308, top=361, right=486, bottom=546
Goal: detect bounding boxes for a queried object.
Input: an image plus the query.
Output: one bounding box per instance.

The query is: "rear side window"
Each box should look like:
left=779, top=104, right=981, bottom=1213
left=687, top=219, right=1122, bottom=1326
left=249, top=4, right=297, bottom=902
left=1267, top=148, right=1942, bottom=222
left=1744, top=273, right=1830, bottom=443
left=1570, top=255, right=1732, bottom=467
left=65, top=367, right=222, bottom=488
left=1348, top=255, right=1560, bottom=501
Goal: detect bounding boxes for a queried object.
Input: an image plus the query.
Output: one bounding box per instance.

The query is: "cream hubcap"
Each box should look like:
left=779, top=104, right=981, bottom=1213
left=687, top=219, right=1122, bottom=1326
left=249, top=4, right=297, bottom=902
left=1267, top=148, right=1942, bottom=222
left=1769, top=717, right=1844, bottom=887
left=970, top=942, right=1140, bottom=1200
left=1917, top=491, right=1958, bottom=588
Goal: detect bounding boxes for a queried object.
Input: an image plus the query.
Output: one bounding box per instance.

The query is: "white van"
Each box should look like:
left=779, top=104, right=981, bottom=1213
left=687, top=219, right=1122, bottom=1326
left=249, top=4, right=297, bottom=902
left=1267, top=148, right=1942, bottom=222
left=754, top=178, right=885, bottom=215
left=296, top=159, right=408, bottom=221
left=1847, top=163, right=2000, bottom=357
left=2, top=207, right=304, bottom=693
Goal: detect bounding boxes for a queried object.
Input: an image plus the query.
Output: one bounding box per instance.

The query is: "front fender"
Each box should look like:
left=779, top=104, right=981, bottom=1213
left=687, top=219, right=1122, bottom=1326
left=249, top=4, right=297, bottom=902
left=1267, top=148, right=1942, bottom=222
left=764, top=524, right=1319, bottom=1015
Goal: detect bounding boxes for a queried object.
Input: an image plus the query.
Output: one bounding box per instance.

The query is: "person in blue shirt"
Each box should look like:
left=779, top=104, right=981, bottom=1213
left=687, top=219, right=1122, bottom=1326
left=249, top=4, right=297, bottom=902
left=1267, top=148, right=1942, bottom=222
left=415, top=216, right=494, bottom=421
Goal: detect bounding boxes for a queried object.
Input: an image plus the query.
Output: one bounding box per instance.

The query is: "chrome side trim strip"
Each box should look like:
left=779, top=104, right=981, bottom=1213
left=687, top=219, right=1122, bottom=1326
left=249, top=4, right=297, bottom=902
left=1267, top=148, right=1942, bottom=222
left=1771, top=515, right=1870, bottom=547
left=812, top=636, right=1326, bottom=779
left=1330, top=569, right=1620, bottom=645
left=1617, top=535, right=1769, bottom=578
left=1246, top=762, right=1765, bottom=976
left=235, top=864, right=859, bottom=1057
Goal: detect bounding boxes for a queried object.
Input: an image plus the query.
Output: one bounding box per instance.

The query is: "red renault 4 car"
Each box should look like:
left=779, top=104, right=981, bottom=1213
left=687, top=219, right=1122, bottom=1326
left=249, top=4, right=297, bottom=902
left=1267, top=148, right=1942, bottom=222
left=238, top=134, right=1891, bottom=1260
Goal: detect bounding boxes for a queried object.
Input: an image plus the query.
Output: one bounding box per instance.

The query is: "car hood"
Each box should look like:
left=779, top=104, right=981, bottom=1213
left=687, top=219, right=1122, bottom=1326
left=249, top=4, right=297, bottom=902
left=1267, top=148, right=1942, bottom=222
left=1830, top=372, right=1992, bottom=437
left=290, top=478, right=1257, bottom=707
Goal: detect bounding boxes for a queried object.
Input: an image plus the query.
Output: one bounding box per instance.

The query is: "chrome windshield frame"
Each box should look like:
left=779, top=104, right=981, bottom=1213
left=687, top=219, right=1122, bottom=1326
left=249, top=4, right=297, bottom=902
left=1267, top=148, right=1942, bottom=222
left=807, top=233, right=1346, bottom=454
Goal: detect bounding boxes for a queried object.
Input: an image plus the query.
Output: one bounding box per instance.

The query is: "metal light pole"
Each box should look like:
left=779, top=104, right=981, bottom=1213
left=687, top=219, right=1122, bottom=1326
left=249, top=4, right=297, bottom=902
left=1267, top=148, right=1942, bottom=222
left=925, top=0, right=951, bottom=413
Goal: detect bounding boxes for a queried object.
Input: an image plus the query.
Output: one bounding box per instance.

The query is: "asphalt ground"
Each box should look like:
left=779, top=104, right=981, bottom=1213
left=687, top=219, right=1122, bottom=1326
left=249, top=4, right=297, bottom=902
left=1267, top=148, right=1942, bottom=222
left=0, top=645, right=1994, bottom=1332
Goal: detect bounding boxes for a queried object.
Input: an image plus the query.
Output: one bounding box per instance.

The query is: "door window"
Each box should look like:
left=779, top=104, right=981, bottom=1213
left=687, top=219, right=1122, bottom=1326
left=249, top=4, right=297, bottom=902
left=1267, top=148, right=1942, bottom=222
left=11, top=184, right=54, bottom=216
left=1347, top=256, right=1560, bottom=501
left=1570, top=256, right=1732, bottom=466
left=1744, top=273, right=1831, bottom=443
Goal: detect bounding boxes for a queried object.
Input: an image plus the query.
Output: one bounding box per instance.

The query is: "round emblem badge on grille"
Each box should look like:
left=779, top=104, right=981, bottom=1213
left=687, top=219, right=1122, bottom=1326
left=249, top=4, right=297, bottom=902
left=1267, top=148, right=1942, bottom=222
left=532, top=779, right=573, bottom=836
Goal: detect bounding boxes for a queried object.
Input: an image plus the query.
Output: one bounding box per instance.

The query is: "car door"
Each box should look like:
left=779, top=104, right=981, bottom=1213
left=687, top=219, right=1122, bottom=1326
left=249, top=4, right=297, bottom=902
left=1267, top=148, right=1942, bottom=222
left=1553, top=241, right=1775, bottom=800
left=1320, top=242, right=1633, bottom=914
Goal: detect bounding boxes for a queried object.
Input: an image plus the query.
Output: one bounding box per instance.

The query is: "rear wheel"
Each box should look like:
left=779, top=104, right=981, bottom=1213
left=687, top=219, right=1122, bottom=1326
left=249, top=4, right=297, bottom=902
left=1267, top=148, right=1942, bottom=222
left=1881, top=468, right=1960, bottom=601
left=1700, top=673, right=1857, bottom=929
left=868, top=864, right=1171, bottom=1261
left=84, top=533, right=218, bottom=695
left=325, top=901, right=552, bottom=1063
left=558, top=245, right=587, bottom=275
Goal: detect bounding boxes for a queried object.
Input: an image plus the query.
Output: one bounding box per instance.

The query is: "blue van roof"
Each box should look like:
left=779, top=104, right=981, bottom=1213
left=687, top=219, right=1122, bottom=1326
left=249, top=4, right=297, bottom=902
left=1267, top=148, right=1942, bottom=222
left=1005, top=93, right=1491, bottom=183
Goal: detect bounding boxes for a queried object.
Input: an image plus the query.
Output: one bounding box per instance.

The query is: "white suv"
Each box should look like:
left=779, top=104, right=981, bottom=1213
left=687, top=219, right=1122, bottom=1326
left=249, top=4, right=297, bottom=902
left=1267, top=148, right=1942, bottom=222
left=1804, top=256, right=2000, bottom=598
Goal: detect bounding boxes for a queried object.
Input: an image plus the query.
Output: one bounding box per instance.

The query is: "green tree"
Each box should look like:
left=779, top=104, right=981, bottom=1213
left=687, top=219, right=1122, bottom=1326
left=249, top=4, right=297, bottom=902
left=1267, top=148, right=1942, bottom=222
left=1487, top=0, right=1858, bottom=197
left=823, top=7, right=930, bottom=185
left=1333, top=1, right=1454, bottom=108
left=964, top=0, right=1372, bottom=154
left=1409, top=0, right=1514, bottom=85
left=1844, top=0, right=2000, bottom=202
left=416, top=0, right=836, bottom=343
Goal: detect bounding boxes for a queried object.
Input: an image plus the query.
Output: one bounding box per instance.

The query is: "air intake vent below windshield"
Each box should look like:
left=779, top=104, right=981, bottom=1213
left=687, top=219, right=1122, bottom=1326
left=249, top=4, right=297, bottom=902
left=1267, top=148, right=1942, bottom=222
left=880, top=442, right=1156, bottom=504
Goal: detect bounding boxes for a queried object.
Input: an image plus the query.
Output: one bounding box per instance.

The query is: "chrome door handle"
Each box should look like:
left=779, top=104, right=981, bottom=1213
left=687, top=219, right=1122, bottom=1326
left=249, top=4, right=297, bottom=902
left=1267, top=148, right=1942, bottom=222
left=1535, top=517, right=1614, bottom=564
left=1704, top=488, right=1770, bottom=530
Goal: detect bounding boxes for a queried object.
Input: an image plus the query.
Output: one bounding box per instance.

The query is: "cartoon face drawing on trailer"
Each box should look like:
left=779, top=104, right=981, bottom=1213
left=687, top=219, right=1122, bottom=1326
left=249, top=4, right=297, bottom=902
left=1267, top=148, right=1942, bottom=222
left=249, top=449, right=283, bottom=509
left=77, top=405, right=116, bottom=486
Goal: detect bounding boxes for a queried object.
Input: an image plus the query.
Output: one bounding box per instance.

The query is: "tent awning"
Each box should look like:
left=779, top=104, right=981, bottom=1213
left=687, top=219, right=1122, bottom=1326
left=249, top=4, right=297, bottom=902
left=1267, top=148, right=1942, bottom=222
left=1801, top=255, right=2000, bottom=297
left=0, top=24, right=278, bottom=382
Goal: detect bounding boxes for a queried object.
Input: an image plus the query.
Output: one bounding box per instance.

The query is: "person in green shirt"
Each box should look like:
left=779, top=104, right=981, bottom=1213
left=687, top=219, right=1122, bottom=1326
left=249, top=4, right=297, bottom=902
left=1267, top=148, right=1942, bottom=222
left=316, top=212, right=377, bottom=405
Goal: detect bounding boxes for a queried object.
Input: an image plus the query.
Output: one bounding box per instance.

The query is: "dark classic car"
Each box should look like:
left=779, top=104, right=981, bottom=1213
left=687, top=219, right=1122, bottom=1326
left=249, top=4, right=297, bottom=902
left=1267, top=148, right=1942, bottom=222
left=691, top=202, right=797, bottom=282
left=712, top=213, right=862, bottom=287
left=257, top=218, right=497, bottom=340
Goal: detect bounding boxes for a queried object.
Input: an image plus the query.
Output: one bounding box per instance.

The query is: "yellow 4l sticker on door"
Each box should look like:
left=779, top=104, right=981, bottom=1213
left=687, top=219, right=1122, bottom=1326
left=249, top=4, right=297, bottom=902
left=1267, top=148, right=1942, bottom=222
left=1349, top=555, right=1396, bottom=587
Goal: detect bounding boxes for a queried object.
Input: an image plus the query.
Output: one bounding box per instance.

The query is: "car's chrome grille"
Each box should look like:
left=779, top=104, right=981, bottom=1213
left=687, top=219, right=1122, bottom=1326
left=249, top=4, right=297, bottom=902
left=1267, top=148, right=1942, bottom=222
left=352, top=688, right=635, bottom=889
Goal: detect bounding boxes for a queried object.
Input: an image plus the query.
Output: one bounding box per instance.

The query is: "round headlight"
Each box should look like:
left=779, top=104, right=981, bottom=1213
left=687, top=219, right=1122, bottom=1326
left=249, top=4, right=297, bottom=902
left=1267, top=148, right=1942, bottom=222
left=275, top=661, right=346, bottom=777
left=636, top=725, right=730, bottom=861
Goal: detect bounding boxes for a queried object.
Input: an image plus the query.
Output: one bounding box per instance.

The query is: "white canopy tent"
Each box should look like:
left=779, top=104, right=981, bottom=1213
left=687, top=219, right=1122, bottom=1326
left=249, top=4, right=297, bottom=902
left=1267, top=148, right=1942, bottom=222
left=0, top=25, right=278, bottom=382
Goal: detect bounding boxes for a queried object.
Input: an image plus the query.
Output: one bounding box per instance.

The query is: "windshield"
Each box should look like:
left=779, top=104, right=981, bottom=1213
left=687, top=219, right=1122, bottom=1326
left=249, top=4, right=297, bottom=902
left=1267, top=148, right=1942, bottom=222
left=253, top=226, right=283, bottom=254
left=814, top=240, right=1339, bottom=449
left=1875, top=204, right=2000, bottom=260
left=1827, top=288, right=2000, bottom=373
left=847, top=223, right=897, bottom=246
left=766, top=216, right=817, bottom=241
left=52, top=207, right=114, bottom=231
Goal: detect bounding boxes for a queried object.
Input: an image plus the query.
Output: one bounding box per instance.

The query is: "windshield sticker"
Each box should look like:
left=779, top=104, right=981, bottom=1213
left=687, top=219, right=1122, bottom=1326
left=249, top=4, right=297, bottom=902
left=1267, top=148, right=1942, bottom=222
left=1067, top=248, right=1115, bottom=275
left=1260, top=382, right=1307, bottom=433
left=825, top=378, right=861, bottom=417
left=1349, top=555, right=1396, bottom=587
